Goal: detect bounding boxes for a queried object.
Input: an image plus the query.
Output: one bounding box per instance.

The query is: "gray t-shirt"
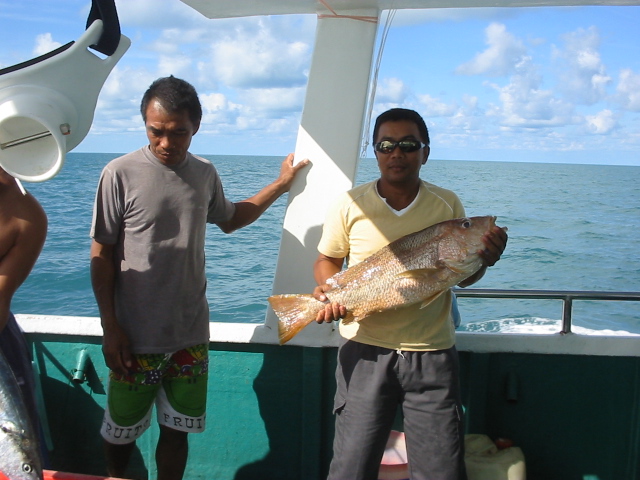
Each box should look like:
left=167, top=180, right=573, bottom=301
left=90, top=146, right=235, bottom=353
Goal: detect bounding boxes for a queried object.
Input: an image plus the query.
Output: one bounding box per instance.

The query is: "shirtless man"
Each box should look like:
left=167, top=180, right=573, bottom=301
left=0, top=166, right=47, bottom=428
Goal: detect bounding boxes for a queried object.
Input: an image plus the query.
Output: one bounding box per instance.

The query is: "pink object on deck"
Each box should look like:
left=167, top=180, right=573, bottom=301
left=378, top=430, right=409, bottom=480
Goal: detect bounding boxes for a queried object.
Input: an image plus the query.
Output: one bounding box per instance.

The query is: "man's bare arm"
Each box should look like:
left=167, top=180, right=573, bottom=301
left=0, top=191, right=47, bottom=330
left=90, top=240, right=132, bottom=375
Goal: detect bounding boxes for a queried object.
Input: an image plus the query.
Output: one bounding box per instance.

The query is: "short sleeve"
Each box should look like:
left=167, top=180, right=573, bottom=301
left=90, top=166, right=123, bottom=245
left=317, top=194, right=350, bottom=259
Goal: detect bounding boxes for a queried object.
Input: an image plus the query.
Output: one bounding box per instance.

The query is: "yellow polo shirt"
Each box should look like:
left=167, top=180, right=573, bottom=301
left=317, top=180, right=465, bottom=351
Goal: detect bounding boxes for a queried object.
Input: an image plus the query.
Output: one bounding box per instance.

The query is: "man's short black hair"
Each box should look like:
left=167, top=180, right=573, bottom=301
left=373, top=108, right=430, bottom=146
left=140, top=76, right=202, bottom=126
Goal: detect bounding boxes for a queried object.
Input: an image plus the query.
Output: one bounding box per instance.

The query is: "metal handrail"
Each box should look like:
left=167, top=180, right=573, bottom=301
left=452, top=288, right=640, bottom=334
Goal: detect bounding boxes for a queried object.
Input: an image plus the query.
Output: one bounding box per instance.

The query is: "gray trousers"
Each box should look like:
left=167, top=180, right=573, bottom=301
left=328, top=340, right=467, bottom=480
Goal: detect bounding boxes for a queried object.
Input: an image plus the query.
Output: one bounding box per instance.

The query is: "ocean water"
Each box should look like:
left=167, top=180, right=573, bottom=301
left=13, top=152, right=640, bottom=335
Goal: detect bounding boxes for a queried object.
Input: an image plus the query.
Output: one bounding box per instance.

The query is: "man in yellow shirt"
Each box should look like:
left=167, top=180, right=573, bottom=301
left=313, top=108, right=507, bottom=480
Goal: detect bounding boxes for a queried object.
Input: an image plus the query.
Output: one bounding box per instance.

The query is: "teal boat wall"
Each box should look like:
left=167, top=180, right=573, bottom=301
left=459, top=351, right=640, bottom=480
left=29, top=334, right=339, bottom=480
left=26, top=330, right=640, bottom=480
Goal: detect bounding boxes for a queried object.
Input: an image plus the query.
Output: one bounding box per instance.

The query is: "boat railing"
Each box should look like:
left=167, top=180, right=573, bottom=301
left=453, top=288, right=640, bottom=334
left=18, top=288, right=640, bottom=356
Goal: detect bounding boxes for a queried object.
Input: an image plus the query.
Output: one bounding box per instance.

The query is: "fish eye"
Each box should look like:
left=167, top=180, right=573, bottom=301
left=462, top=219, right=471, bottom=228
left=22, top=463, right=33, bottom=473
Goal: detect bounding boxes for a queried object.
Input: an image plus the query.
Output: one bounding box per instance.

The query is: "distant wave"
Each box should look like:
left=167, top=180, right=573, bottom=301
left=461, top=317, right=640, bottom=336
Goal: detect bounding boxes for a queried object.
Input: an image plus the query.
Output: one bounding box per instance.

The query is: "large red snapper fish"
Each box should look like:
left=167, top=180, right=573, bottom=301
left=269, top=216, right=505, bottom=344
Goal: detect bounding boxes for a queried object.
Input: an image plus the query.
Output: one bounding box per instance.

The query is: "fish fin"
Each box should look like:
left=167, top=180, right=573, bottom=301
left=340, top=311, right=357, bottom=324
left=441, top=259, right=471, bottom=274
left=396, top=267, right=442, bottom=282
left=419, top=290, right=446, bottom=309
left=268, top=294, right=325, bottom=344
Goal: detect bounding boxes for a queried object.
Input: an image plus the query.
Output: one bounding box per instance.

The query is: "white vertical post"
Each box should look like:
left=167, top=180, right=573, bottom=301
left=256, top=8, right=380, bottom=345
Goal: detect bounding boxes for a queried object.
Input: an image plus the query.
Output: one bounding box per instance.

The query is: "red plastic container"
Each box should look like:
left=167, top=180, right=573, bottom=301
left=44, top=471, right=125, bottom=480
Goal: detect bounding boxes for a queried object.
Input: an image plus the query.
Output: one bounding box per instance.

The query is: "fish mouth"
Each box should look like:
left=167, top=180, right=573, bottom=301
left=478, top=215, right=497, bottom=232
left=445, top=253, right=484, bottom=274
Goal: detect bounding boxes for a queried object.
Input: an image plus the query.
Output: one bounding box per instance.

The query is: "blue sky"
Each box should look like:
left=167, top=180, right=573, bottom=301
left=1, top=1, right=639, bottom=165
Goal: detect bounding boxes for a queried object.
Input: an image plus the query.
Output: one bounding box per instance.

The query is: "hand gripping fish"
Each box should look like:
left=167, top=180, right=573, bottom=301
left=269, top=216, right=505, bottom=344
left=0, top=350, right=43, bottom=480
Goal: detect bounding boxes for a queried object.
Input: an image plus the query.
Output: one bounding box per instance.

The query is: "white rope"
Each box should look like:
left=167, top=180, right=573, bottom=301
left=360, top=8, right=397, bottom=158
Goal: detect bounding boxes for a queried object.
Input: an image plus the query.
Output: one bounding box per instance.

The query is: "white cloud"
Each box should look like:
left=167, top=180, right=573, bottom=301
left=199, top=92, right=243, bottom=132
left=124, top=15, right=314, bottom=91
left=33, top=33, right=62, bottom=56
left=239, top=87, right=306, bottom=114
left=416, top=94, right=457, bottom=117
left=375, top=77, right=408, bottom=103
left=463, top=35, right=579, bottom=131
left=585, top=109, right=618, bottom=134
left=616, top=69, right=640, bottom=112
left=116, top=3, right=314, bottom=92
left=201, top=92, right=232, bottom=113
left=150, top=28, right=209, bottom=56
left=552, top=26, right=611, bottom=105
left=456, top=23, right=527, bottom=77
left=446, top=23, right=585, bottom=132
left=80, top=10, right=314, bottom=142
left=198, top=88, right=304, bottom=136
left=489, top=73, right=576, bottom=128
left=449, top=95, right=485, bottom=132
left=92, top=66, right=156, bottom=134
left=157, top=54, right=193, bottom=78
left=207, top=20, right=311, bottom=89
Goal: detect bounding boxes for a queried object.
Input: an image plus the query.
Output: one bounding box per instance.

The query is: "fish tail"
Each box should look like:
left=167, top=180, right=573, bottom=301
left=268, top=294, right=324, bottom=344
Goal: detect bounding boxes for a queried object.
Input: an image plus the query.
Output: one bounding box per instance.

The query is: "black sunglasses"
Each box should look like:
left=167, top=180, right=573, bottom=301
left=374, top=139, right=425, bottom=154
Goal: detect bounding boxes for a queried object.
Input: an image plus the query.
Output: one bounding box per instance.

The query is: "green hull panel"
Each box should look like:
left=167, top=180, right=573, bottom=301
left=28, top=334, right=640, bottom=480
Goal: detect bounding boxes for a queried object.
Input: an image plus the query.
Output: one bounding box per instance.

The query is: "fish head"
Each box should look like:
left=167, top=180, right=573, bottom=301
left=437, top=216, right=498, bottom=275
left=0, top=350, right=44, bottom=480
left=0, top=420, right=43, bottom=480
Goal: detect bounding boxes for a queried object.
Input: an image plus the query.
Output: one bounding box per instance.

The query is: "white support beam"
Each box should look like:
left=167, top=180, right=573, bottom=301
left=250, top=8, right=380, bottom=345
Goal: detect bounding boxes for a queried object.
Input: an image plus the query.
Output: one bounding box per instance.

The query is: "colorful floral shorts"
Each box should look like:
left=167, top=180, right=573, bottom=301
left=101, top=344, right=209, bottom=445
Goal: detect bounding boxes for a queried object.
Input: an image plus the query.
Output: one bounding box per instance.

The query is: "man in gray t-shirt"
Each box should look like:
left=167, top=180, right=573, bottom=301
left=90, top=76, right=308, bottom=480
